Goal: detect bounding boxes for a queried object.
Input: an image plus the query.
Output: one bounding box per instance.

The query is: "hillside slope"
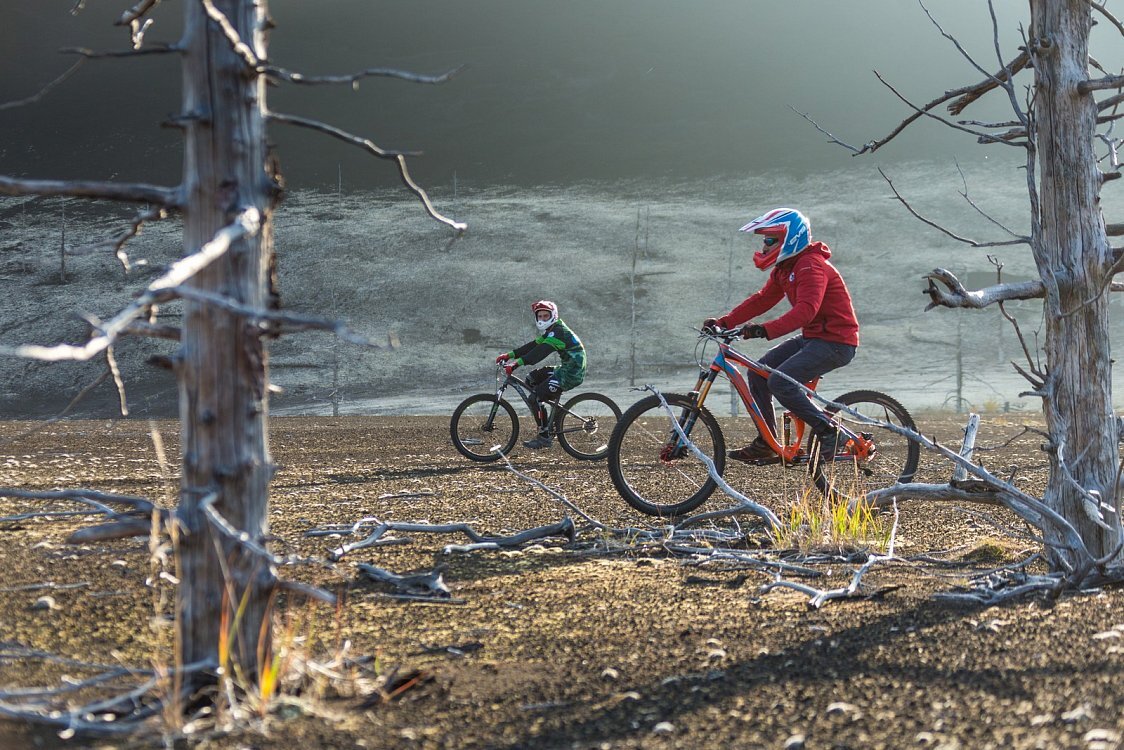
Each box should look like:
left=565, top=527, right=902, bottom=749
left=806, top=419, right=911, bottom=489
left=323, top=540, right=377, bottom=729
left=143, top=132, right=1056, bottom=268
left=1, top=161, right=1102, bottom=419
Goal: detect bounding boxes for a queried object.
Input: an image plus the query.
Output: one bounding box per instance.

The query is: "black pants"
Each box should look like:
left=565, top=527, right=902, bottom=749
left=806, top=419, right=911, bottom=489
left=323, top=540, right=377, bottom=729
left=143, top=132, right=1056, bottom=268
left=526, top=367, right=563, bottom=403
left=526, top=367, right=563, bottom=431
left=748, top=336, right=856, bottom=437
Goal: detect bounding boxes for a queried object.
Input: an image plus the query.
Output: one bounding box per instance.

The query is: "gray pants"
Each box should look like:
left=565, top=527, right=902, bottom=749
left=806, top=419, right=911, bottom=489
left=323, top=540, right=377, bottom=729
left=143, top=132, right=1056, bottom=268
left=748, top=336, right=856, bottom=437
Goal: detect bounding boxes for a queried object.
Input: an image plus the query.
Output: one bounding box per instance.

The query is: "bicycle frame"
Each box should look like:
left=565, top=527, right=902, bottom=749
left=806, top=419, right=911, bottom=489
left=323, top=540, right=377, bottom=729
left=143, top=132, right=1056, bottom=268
left=484, top=366, right=587, bottom=437
left=686, top=332, right=872, bottom=464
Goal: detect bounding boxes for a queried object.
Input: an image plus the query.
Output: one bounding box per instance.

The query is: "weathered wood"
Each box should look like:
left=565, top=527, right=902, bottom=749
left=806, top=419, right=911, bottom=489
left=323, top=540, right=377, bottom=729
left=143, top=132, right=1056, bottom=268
left=175, top=0, right=278, bottom=688
left=951, top=413, right=981, bottom=486
left=1029, top=0, right=1121, bottom=566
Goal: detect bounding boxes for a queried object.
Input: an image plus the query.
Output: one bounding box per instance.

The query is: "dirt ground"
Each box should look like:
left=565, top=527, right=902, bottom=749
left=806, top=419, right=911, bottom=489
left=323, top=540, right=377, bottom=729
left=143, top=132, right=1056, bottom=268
left=1, top=413, right=1123, bottom=750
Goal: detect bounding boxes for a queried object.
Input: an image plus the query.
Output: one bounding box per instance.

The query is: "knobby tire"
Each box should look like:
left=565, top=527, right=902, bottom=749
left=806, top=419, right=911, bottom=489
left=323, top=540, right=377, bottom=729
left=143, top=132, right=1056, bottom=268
left=607, top=392, right=726, bottom=517
left=555, top=392, right=622, bottom=461
left=450, top=394, right=519, bottom=462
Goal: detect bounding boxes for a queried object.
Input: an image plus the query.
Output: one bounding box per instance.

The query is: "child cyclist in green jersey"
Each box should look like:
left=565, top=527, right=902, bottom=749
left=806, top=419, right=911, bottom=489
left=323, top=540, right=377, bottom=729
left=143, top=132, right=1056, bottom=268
left=496, top=300, right=587, bottom=450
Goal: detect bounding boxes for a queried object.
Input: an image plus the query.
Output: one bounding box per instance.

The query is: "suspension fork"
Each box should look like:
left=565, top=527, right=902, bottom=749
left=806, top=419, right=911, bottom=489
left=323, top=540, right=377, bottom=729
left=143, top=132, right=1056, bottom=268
left=484, top=381, right=513, bottom=430
left=667, top=369, right=719, bottom=453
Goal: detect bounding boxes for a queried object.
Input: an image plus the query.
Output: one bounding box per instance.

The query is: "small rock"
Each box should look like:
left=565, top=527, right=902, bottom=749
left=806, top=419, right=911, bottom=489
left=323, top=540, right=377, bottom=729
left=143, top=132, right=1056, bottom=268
left=784, top=733, right=806, bottom=749
left=825, top=701, right=860, bottom=717
left=30, top=596, right=58, bottom=611
left=601, top=667, right=619, bottom=680
left=706, top=648, right=727, bottom=661
left=1084, top=728, right=1121, bottom=748
left=1061, top=705, right=1092, bottom=723
left=1091, top=630, right=1120, bottom=640
left=652, top=722, right=675, bottom=735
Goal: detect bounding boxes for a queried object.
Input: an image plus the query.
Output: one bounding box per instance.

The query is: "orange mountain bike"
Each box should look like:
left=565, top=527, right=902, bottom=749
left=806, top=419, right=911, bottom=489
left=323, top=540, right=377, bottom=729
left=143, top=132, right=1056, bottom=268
left=607, top=328, right=919, bottom=517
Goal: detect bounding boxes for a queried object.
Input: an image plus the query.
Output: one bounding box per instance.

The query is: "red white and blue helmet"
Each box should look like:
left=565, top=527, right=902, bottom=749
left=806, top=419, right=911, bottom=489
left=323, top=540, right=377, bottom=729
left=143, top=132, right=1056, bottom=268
left=531, top=299, right=559, bottom=332
left=739, top=208, right=812, bottom=271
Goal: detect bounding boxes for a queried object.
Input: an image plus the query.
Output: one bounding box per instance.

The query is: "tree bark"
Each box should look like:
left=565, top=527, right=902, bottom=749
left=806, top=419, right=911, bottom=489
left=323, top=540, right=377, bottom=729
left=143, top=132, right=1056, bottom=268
left=1030, top=0, right=1120, bottom=564
left=176, top=0, right=279, bottom=685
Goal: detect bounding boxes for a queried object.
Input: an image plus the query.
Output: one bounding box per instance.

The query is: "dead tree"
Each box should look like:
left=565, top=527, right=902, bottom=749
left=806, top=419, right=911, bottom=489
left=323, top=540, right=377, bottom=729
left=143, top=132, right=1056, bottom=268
left=0, top=0, right=462, bottom=702
left=801, top=0, right=1124, bottom=583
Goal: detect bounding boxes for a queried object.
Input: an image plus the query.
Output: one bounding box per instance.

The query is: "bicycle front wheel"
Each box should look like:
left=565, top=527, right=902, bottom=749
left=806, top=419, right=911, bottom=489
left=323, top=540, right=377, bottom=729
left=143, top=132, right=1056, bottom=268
left=608, top=393, right=726, bottom=517
left=811, top=389, right=920, bottom=499
left=450, top=394, right=519, bottom=462
left=556, top=393, right=622, bottom=460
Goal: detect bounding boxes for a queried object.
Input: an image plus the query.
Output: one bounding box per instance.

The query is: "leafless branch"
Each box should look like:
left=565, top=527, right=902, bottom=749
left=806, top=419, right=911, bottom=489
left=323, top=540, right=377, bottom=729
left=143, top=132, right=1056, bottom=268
left=646, top=386, right=783, bottom=531
left=105, top=345, right=128, bottom=416
left=1086, top=0, right=1124, bottom=35
left=0, top=60, right=87, bottom=110
left=317, top=516, right=576, bottom=561
left=267, top=111, right=466, bottom=232
left=1080, top=74, right=1124, bottom=95
left=71, top=205, right=171, bottom=275
left=916, top=0, right=1029, bottom=123
left=948, top=50, right=1029, bottom=117
left=795, top=44, right=1029, bottom=156
left=1099, top=92, right=1124, bottom=111
left=0, top=207, right=259, bottom=362
left=199, top=0, right=259, bottom=67
left=875, top=71, right=1023, bottom=147
left=122, top=320, right=181, bottom=341
left=954, top=162, right=1027, bottom=239
left=199, top=493, right=332, bottom=579
left=987, top=257, right=1046, bottom=381
left=758, top=504, right=903, bottom=608
left=924, top=267, right=1046, bottom=310
left=860, top=419, right=1098, bottom=579
left=200, top=0, right=464, bottom=90
left=0, top=487, right=157, bottom=514
left=0, top=176, right=177, bottom=206
left=172, top=285, right=383, bottom=348
left=117, top=0, right=162, bottom=26
left=494, top=451, right=606, bottom=527
left=355, top=564, right=452, bottom=598
left=0, top=654, right=212, bottom=736
left=61, top=44, right=180, bottom=59
left=881, top=168, right=1030, bottom=248
left=264, top=63, right=465, bottom=87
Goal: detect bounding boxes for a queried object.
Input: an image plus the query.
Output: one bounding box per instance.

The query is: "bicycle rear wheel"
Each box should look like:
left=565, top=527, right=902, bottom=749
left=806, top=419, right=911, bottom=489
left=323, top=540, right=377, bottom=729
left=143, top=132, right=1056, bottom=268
left=811, top=390, right=920, bottom=500
left=556, top=392, right=622, bottom=460
left=608, top=393, right=726, bottom=517
left=450, top=394, right=519, bottom=461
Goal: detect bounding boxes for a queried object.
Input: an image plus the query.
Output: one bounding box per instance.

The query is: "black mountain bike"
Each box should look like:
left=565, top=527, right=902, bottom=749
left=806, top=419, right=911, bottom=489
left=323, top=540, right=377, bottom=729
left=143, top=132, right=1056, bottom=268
left=450, top=365, right=621, bottom=461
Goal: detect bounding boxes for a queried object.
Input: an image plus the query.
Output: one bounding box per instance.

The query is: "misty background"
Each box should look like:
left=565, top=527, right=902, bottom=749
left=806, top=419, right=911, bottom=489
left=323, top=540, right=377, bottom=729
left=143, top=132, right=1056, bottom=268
left=1, top=1, right=1121, bottom=418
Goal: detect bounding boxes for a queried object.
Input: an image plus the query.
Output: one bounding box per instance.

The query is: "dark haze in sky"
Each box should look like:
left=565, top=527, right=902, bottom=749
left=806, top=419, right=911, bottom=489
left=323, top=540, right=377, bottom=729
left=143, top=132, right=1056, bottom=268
left=0, top=1, right=1052, bottom=191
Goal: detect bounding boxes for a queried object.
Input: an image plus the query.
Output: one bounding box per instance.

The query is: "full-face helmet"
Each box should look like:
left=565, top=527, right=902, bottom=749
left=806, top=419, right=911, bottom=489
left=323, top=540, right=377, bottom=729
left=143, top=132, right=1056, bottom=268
left=531, top=300, right=559, bottom=332
left=739, top=208, right=812, bottom=271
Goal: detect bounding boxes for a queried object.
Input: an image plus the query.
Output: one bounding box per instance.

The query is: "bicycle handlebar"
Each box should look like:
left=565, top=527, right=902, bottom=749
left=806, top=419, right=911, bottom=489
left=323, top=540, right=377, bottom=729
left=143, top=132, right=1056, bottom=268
left=695, top=325, right=742, bottom=343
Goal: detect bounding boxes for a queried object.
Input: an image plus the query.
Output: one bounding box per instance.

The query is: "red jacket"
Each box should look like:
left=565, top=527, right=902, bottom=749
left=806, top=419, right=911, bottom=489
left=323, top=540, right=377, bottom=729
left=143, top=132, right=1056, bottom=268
left=717, top=242, right=859, bottom=346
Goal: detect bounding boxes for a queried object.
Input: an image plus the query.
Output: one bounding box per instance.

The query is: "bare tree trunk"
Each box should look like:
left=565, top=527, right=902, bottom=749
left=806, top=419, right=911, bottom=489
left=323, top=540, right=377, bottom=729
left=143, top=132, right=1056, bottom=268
left=176, top=0, right=279, bottom=684
left=1031, top=0, right=1119, bottom=563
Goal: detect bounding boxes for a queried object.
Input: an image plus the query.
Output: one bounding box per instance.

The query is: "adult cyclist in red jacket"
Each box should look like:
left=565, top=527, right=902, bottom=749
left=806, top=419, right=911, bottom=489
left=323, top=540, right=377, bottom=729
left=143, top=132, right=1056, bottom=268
left=703, top=207, right=859, bottom=464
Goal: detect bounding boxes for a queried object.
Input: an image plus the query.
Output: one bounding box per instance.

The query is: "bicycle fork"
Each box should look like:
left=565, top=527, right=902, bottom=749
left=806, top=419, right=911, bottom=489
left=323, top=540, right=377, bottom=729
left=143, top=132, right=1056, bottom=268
left=660, top=371, right=715, bottom=461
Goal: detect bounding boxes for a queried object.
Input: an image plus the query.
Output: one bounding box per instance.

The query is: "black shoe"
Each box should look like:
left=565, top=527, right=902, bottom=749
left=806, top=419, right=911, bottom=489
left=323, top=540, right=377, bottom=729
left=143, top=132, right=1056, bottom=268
left=814, top=428, right=846, bottom=460
left=727, top=437, right=781, bottom=465
left=522, top=433, right=554, bottom=450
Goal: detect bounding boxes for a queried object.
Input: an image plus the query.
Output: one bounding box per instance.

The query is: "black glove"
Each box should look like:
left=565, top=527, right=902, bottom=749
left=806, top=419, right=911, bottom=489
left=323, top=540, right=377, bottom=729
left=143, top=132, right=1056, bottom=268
left=702, top=317, right=720, bottom=333
left=740, top=323, right=767, bottom=339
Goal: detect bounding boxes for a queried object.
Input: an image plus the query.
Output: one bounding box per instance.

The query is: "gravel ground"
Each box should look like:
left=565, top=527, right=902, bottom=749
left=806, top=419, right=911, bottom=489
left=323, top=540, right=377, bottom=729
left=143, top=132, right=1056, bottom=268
left=1, top=413, right=1123, bottom=750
